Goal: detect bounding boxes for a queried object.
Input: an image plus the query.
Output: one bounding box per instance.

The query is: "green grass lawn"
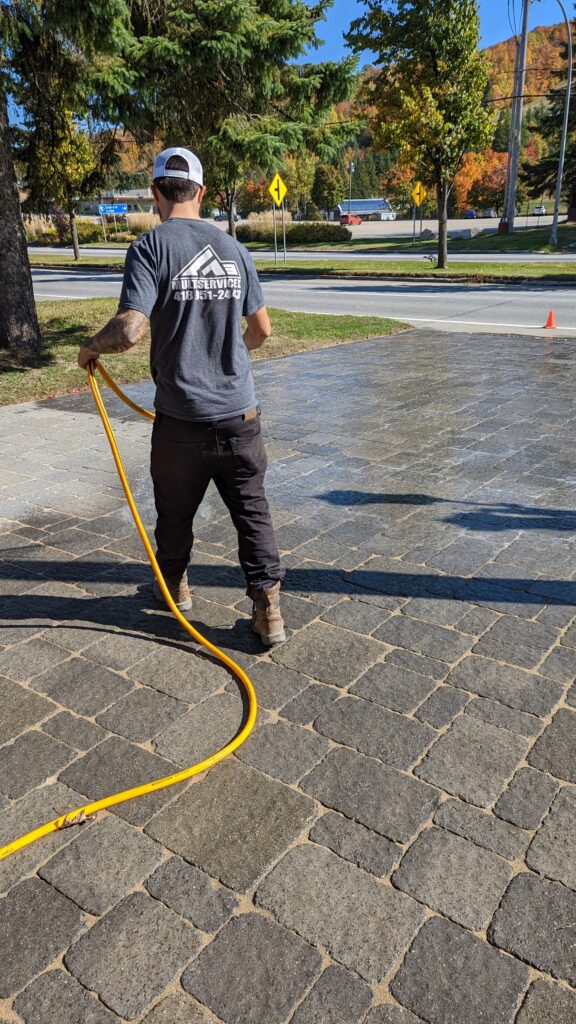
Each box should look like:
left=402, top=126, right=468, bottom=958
left=28, top=251, right=576, bottom=281
left=244, top=222, right=576, bottom=254
left=254, top=259, right=576, bottom=280
left=0, top=299, right=409, bottom=406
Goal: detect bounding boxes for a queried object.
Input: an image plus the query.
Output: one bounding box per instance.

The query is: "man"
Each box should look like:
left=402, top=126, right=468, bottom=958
left=78, top=147, right=285, bottom=645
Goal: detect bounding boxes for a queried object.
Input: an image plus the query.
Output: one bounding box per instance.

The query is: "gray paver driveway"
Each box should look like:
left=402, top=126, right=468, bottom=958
left=0, top=328, right=575, bottom=1023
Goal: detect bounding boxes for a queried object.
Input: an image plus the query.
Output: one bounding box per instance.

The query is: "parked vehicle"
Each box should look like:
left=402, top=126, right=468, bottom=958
left=463, top=209, right=477, bottom=219
left=532, top=205, right=546, bottom=216
left=340, top=213, right=362, bottom=225
left=213, top=210, right=240, bottom=222
left=482, top=209, right=497, bottom=218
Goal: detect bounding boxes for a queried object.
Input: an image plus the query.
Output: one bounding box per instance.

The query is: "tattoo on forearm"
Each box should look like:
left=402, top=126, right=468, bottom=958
left=86, top=309, right=148, bottom=354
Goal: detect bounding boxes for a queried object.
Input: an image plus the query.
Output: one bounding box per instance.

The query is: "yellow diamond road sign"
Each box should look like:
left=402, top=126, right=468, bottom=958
left=412, top=182, right=427, bottom=207
left=269, top=173, right=287, bottom=208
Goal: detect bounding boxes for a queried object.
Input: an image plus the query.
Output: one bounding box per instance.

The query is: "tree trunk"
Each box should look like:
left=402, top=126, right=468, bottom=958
left=0, top=89, right=42, bottom=357
left=69, top=211, right=80, bottom=260
left=436, top=181, right=449, bottom=269
left=227, top=186, right=237, bottom=239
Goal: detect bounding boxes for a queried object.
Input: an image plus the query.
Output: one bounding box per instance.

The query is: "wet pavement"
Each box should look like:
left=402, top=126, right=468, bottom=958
left=0, top=328, right=575, bottom=1023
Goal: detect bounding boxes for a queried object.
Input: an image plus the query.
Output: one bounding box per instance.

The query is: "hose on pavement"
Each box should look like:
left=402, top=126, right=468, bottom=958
left=0, top=362, right=257, bottom=861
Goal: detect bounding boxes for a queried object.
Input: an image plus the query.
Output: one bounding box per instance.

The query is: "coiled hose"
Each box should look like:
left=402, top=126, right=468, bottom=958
left=0, top=362, right=257, bottom=861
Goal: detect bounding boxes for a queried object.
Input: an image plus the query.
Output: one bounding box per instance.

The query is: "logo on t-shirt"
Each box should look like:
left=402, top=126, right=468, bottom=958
left=172, top=245, right=242, bottom=302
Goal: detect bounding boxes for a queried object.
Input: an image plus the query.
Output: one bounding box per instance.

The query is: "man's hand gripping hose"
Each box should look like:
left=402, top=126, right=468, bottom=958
left=0, top=362, right=258, bottom=862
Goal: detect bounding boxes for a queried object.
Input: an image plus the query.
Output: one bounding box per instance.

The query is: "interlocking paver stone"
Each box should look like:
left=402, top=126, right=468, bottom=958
left=314, top=695, right=435, bottom=769
left=383, top=648, right=449, bottom=680
left=464, top=697, right=543, bottom=737
left=31, top=656, right=133, bottom=715
left=373, top=615, right=472, bottom=663
left=7, top=331, right=576, bottom=1024
left=434, top=798, right=529, bottom=860
left=289, top=964, right=373, bottom=1024
left=130, top=644, right=229, bottom=703
left=415, top=686, right=468, bottom=728
left=351, top=663, right=436, bottom=713
left=153, top=692, right=243, bottom=764
left=445, top=655, right=562, bottom=716
left=0, top=675, right=54, bottom=745
left=14, top=969, right=118, bottom=1024
left=256, top=845, right=426, bottom=982
left=0, top=877, right=84, bottom=997
left=302, top=746, right=440, bottom=843
left=495, top=767, right=559, bottom=829
left=42, top=709, right=107, bottom=750
left=145, top=856, right=238, bottom=932
left=528, top=709, right=576, bottom=783
left=272, top=622, right=385, bottom=685
left=65, top=891, right=198, bottom=1020
left=0, top=637, right=68, bottom=681
left=281, top=681, right=341, bottom=723
left=392, top=826, right=512, bottom=929
left=39, top=814, right=163, bottom=914
left=97, top=685, right=188, bottom=742
left=525, top=788, right=576, bottom=890
left=145, top=760, right=314, bottom=891
left=241, top=660, right=309, bottom=709
left=140, top=993, right=214, bottom=1023
left=490, top=873, right=576, bottom=986
left=310, top=811, right=399, bottom=876
left=0, top=729, right=74, bottom=799
left=182, top=913, right=322, bottom=1024
left=237, top=718, right=330, bottom=783
left=415, top=715, right=529, bottom=807
left=391, top=917, right=529, bottom=1024
left=515, top=979, right=576, bottom=1023
left=60, top=736, right=180, bottom=825
left=365, top=1007, right=424, bottom=1024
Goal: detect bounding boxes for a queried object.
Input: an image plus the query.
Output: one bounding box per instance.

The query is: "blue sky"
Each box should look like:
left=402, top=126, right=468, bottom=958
left=307, top=0, right=567, bottom=63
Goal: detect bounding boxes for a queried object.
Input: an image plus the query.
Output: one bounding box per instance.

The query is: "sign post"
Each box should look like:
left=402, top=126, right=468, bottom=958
left=268, top=173, right=288, bottom=264
left=98, top=203, right=129, bottom=242
left=411, top=183, right=427, bottom=243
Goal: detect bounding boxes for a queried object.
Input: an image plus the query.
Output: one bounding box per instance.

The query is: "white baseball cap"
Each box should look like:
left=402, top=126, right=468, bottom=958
left=152, top=147, right=203, bottom=186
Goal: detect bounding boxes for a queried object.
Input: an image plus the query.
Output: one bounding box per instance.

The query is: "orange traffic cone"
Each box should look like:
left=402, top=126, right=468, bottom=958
left=544, top=310, right=557, bottom=329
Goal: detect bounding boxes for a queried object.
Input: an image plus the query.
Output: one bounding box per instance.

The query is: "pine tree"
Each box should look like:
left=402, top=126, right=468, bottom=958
left=126, top=1, right=357, bottom=236
left=0, top=0, right=132, bottom=354
left=522, top=9, right=575, bottom=221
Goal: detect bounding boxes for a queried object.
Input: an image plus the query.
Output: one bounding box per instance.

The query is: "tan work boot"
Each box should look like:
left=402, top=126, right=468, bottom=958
left=250, top=582, right=286, bottom=645
left=153, top=571, right=192, bottom=611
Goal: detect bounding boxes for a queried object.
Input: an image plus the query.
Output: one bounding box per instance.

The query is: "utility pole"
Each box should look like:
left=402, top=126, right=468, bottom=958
left=550, top=0, right=573, bottom=247
left=500, top=0, right=531, bottom=233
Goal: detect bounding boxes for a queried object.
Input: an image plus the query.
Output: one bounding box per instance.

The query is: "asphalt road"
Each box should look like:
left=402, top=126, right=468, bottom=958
left=32, top=267, right=576, bottom=336
left=28, top=244, right=576, bottom=264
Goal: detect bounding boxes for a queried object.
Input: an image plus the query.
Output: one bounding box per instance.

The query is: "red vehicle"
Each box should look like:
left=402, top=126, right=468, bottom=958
left=340, top=213, right=362, bottom=225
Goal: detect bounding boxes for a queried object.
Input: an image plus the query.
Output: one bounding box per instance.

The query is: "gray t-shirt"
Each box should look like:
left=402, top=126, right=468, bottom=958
left=119, top=218, right=265, bottom=421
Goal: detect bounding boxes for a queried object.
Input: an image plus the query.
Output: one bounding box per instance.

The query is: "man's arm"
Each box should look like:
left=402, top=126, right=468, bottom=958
left=78, top=308, right=149, bottom=369
left=243, top=307, right=271, bottom=351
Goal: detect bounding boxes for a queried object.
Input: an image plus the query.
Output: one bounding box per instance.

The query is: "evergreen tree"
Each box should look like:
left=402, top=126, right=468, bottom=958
left=347, top=0, right=494, bottom=268
left=0, top=0, right=132, bottom=354
left=522, top=9, right=575, bottom=221
left=126, top=1, right=357, bottom=236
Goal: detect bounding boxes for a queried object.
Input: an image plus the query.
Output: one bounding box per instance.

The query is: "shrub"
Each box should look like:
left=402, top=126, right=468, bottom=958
left=52, top=207, right=69, bottom=244
left=126, top=212, right=160, bottom=235
left=236, top=221, right=351, bottom=244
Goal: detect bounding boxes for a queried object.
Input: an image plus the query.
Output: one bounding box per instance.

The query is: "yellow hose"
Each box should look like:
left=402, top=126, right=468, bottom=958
left=0, top=362, right=257, bottom=861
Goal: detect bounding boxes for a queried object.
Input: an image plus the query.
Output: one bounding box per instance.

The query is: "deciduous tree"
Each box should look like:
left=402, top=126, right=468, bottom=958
left=347, top=0, right=494, bottom=267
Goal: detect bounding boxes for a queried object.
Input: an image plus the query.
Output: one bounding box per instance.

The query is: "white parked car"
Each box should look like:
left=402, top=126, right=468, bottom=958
left=532, top=205, right=546, bottom=216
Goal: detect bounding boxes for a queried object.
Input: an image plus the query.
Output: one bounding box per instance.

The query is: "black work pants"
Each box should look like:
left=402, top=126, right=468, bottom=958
left=150, top=411, right=285, bottom=593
